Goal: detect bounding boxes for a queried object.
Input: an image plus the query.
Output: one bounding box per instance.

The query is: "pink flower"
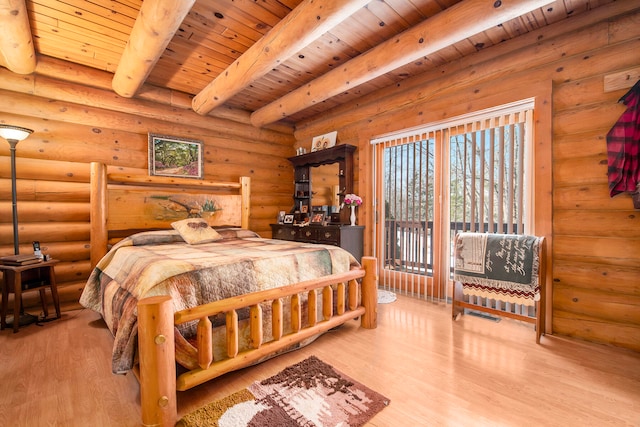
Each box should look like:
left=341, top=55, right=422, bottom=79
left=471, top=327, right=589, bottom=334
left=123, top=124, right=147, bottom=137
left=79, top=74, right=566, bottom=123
left=343, top=193, right=362, bottom=206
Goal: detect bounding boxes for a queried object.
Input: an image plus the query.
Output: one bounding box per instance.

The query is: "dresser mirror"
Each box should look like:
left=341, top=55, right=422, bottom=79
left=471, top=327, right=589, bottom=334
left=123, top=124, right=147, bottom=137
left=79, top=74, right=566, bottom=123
left=311, top=163, right=340, bottom=208
left=288, top=144, right=356, bottom=224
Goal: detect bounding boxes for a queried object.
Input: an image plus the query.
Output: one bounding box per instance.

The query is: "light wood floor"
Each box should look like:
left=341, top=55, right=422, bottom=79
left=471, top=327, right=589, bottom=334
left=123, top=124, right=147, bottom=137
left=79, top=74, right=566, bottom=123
left=1, top=293, right=639, bottom=427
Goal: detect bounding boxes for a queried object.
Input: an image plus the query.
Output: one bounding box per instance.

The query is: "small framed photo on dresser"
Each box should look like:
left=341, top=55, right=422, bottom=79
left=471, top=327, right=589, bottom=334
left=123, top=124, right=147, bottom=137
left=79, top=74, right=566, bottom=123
left=283, top=214, right=295, bottom=224
left=310, top=212, right=324, bottom=224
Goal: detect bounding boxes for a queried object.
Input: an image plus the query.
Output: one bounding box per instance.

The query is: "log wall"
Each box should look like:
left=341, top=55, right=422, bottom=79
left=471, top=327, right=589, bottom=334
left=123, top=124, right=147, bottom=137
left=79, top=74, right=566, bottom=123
left=0, top=63, right=295, bottom=311
left=294, top=3, right=640, bottom=351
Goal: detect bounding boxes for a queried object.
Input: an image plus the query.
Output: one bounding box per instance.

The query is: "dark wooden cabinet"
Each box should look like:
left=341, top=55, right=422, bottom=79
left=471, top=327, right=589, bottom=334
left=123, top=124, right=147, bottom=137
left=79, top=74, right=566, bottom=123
left=274, top=144, right=363, bottom=260
left=270, top=224, right=363, bottom=261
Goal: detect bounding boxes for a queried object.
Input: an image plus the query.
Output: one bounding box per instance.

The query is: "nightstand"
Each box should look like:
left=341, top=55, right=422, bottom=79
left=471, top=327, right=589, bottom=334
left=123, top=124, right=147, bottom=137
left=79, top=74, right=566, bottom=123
left=0, top=259, right=61, bottom=333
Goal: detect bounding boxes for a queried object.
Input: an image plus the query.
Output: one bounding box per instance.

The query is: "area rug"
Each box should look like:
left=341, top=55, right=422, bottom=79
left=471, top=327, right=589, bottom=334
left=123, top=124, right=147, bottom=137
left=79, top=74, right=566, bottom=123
left=377, top=289, right=397, bottom=304
left=177, top=355, right=390, bottom=427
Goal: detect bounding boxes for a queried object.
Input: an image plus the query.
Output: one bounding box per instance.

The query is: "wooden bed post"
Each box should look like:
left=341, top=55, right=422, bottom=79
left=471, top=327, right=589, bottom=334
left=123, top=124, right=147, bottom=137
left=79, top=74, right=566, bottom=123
left=138, top=296, right=177, bottom=427
left=90, top=162, right=107, bottom=269
left=360, top=256, right=378, bottom=329
left=240, top=176, right=250, bottom=229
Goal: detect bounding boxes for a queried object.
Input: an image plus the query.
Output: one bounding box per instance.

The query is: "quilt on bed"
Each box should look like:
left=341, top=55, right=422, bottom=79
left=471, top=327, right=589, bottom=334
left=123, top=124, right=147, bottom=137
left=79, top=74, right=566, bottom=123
left=80, top=228, right=358, bottom=374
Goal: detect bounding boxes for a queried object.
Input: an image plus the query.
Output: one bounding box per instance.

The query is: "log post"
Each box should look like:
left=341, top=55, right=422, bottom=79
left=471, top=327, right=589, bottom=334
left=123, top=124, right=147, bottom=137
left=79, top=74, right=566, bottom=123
left=240, top=176, right=250, bottom=229
left=89, top=162, right=107, bottom=269
left=137, top=295, right=177, bottom=427
left=226, top=310, right=239, bottom=358
left=112, top=0, right=196, bottom=97
left=0, top=0, right=36, bottom=74
left=308, top=289, right=317, bottom=327
left=250, top=304, right=263, bottom=349
left=360, top=256, right=378, bottom=329
left=197, top=317, right=213, bottom=369
left=272, top=298, right=283, bottom=340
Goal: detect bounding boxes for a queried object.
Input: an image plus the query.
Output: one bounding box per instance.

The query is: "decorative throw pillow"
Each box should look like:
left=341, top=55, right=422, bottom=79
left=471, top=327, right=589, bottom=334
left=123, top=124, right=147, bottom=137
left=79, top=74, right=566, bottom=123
left=171, top=218, right=223, bottom=244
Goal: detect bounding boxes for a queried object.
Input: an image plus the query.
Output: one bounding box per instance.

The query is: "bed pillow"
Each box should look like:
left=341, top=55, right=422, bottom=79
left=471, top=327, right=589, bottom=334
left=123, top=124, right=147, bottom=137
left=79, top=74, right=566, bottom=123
left=171, top=218, right=223, bottom=244
left=213, top=227, right=261, bottom=239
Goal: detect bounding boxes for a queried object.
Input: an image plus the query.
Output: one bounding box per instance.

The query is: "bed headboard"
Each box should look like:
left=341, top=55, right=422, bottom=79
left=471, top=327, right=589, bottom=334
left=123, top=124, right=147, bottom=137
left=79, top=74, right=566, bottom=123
left=89, top=162, right=250, bottom=268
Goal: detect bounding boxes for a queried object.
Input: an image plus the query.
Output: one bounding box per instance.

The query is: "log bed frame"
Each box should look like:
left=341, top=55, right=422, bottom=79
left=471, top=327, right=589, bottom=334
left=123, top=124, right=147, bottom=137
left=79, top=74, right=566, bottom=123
left=88, top=162, right=378, bottom=427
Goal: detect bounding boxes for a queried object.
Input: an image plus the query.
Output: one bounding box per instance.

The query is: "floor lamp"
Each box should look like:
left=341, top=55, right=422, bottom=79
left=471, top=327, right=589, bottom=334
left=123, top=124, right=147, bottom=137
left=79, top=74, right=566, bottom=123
left=0, top=124, right=33, bottom=255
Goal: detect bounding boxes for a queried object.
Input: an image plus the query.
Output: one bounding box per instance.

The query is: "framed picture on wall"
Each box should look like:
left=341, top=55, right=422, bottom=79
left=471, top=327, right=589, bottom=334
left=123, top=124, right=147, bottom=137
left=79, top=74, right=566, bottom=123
left=148, top=133, right=204, bottom=179
left=311, top=131, right=337, bottom=152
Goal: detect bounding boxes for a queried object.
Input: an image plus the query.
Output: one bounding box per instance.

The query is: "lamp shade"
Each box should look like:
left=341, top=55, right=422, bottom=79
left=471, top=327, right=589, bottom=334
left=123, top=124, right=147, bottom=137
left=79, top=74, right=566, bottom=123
left=0, top=124, right=33, bottom=141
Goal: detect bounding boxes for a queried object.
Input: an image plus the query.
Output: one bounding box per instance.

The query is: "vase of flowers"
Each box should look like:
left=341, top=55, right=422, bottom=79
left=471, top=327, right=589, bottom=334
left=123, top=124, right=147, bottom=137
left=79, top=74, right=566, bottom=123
left=343, top=193, right=362, bottom=226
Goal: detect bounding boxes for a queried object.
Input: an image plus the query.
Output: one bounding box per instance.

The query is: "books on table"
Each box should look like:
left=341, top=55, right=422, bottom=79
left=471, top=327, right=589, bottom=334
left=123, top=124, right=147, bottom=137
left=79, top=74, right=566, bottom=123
left=0, top=254, right=43, bottom=266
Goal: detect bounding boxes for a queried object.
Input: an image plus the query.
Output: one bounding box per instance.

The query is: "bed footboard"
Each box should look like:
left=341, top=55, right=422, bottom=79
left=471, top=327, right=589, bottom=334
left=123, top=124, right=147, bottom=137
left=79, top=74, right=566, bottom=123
left=137, top=256, right=378, bottom=427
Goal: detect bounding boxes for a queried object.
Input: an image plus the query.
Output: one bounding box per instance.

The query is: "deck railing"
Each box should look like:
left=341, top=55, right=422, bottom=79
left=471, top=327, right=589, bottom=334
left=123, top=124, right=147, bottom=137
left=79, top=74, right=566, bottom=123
left=384, top=220, right=520, bottom=276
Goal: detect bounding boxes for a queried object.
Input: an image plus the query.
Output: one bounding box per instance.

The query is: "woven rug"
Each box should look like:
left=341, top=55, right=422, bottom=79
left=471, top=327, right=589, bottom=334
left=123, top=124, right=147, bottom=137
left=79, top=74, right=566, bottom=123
left=177, top=356, right=390, bottom=427
left=377, top=289, right=397, bottom=304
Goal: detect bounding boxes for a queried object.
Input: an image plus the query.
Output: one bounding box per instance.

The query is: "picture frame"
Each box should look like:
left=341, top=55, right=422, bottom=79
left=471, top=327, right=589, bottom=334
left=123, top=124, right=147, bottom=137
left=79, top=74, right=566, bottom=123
left=283, top=214, right=295, bottom=224
left=310, top=212, right=325, bottom=224
left=300, top=205, right=309, bottom=213
left=149, top=133, right=204, bottom=179
left=311, top=131, right=337, bottom=152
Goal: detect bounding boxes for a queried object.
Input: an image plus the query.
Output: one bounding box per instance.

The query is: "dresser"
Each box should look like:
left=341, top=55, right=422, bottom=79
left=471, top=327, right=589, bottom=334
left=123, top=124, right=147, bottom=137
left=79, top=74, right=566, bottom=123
left=270, top=224, right=364, bottom=261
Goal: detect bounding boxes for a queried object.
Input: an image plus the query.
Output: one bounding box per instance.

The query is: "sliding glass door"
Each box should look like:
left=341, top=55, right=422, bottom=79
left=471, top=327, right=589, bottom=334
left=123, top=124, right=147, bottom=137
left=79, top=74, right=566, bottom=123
left=372, top=100, right=534, bottom=302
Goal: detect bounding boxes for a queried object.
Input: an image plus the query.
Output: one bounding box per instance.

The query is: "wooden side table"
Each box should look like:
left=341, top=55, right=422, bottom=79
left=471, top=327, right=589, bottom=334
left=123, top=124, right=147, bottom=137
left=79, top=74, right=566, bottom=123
left=0, top=259, right=61, bottom=333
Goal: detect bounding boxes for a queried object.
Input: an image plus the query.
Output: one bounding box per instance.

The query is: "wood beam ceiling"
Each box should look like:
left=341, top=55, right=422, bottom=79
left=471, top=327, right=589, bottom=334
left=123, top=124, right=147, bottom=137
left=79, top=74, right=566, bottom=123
left=1, top=0, right=557, bottom=128
left=191, top=0, right=370, bottom=116
left=250, top=0, right=554, bottom=127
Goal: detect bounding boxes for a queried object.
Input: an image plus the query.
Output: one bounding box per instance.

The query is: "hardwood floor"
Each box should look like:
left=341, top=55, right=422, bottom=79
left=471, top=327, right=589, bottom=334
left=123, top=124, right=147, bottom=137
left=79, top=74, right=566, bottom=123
left=1, top=293, right=639, bottom=426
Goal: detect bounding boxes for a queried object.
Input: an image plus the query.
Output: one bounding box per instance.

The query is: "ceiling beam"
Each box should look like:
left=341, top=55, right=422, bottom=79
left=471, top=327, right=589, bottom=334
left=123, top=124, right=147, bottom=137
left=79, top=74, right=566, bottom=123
left=0, top=0, right=35, bottom=74
left=112, top=0, right=195, bottom=98
left=192, top=0, right=371, bottom=116
left=250, top=0, right=553, bottom=128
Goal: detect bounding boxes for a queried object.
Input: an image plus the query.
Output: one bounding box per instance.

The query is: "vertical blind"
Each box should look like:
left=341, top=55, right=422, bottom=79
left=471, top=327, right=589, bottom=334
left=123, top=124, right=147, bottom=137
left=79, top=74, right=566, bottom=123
left=371, top=99, right=534, bottom=301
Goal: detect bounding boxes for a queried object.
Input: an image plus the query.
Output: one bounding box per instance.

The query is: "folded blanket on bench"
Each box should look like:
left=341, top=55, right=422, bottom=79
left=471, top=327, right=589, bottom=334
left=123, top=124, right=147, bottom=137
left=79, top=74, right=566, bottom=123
left=453, top=233, right=541, bottom=306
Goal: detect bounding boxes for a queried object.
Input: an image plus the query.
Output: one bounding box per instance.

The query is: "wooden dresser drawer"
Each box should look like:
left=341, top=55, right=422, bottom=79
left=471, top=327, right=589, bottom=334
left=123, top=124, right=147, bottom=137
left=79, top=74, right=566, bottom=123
left=272, top=225, right=297, bottom=241
left=270, top=224, right=363, bottom=260
left=316, top=228, right=340, bottom=245
left=297, top=227, right=317, bottom=241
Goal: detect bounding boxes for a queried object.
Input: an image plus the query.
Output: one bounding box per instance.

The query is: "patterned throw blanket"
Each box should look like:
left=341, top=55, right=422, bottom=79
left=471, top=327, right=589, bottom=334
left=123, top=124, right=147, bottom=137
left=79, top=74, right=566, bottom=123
left=453, top=233, right=542, bottom=306
left=80, top=228, right=358, bottom=374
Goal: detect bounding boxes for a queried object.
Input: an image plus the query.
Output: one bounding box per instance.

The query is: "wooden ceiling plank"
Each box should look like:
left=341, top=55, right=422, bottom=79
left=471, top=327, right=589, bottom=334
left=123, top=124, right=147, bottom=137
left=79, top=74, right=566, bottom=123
left=327, top=16, right=383, bottom=54
left=250, top=0, right=554, bottom=127
left=170, top=30, right=244, bottom=64
left=29, top=2, right=133, bottom=40
left=34, top=40, right=120, bottom=72
left=277, top=0, right=303, bottom=10
left=0, top=0, right=36, bottom=74
left=112, top=0, right=196, bottom=98
left=383, top=0, right=432, bottom=23
left=33, top=36, right=121, bottom=72
left=85, top=0, right=141, bottom=21
left=164, top=37, right=235, bottom=70
left=540, top=1, right=571, bottom=23
left=365, top=0, right=413, bottom=31
left=192, top=0, right=370, bottom=115
left=253, top=0, right=297, bottom=19
left=191, top=2, right=270, bottom=43
left=31, top=13, right=127, bottom=55
left=30, top=0, right=134, bottom=35
left=407, top=0, right=451, bottom=16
